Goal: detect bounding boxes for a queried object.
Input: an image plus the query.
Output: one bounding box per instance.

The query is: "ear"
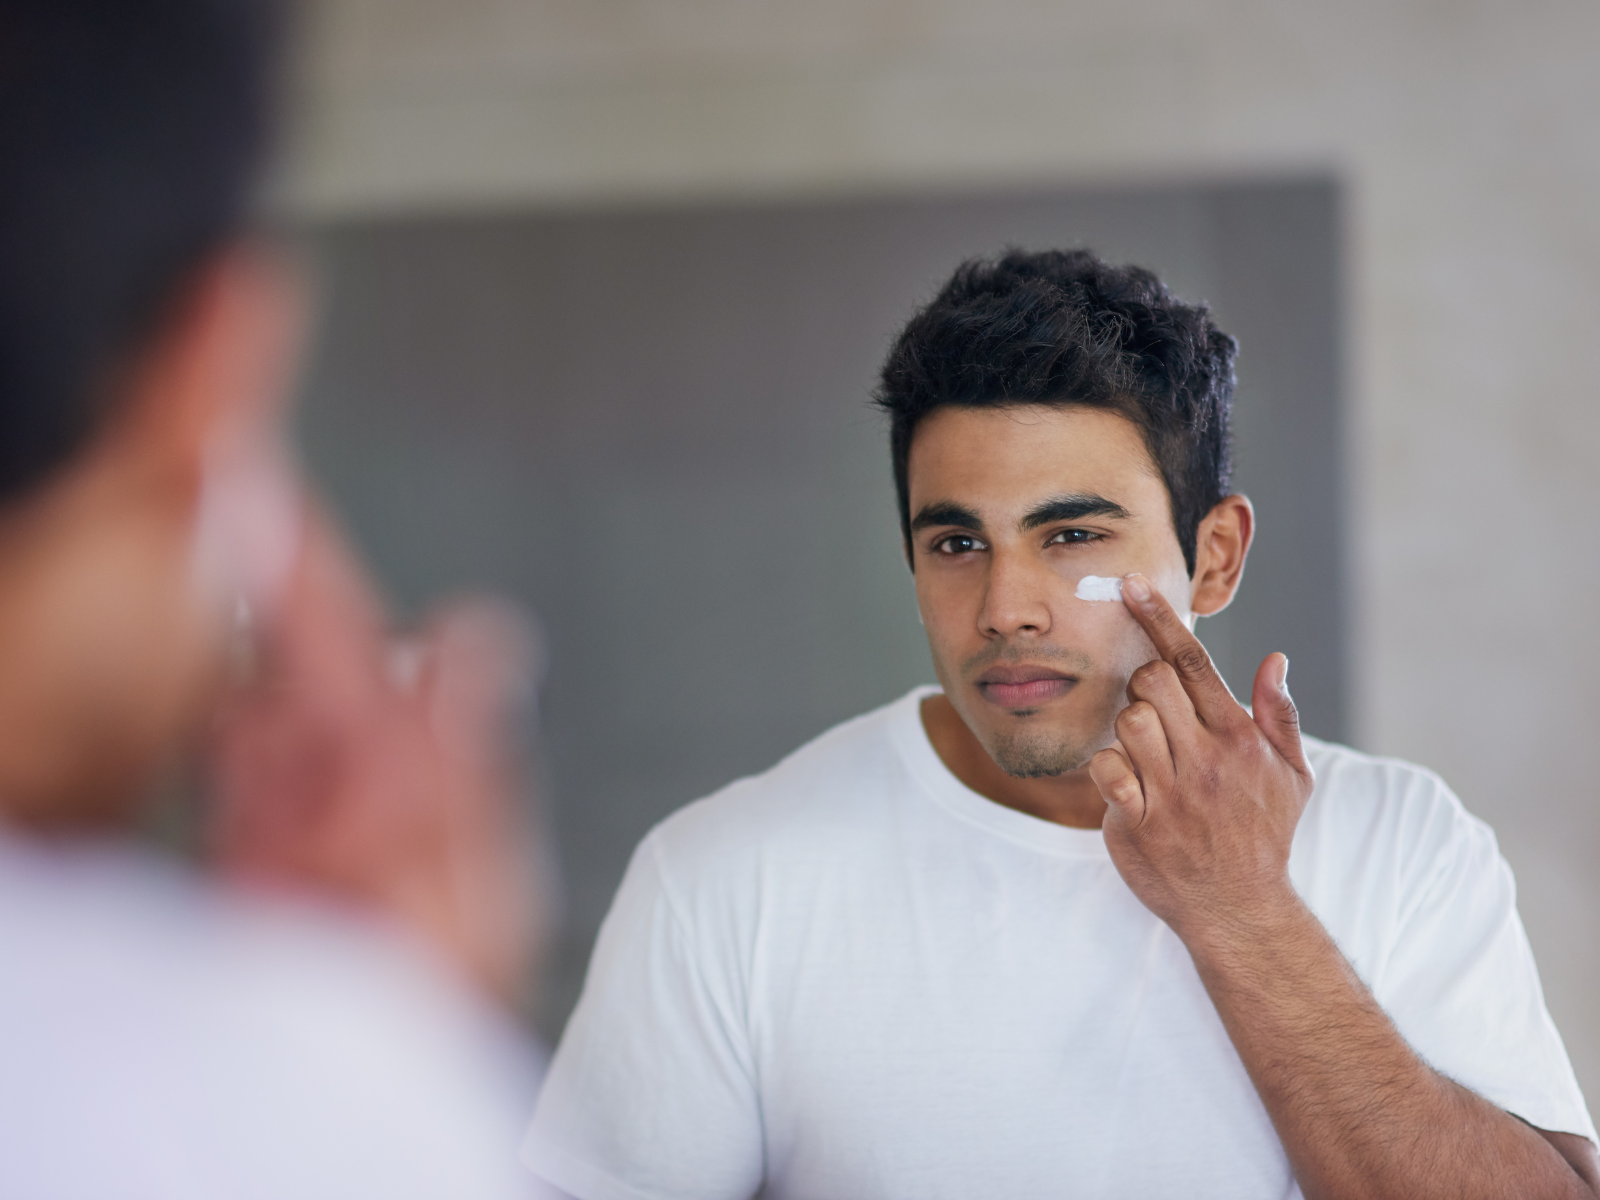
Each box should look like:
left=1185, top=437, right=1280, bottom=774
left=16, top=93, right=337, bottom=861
left=1188, top=494, right=1253, bottom=617
left=112, top=241, right=307, bottom=498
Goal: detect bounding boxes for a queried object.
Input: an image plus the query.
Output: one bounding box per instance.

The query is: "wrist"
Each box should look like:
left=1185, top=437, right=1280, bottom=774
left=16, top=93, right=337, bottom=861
left=1169, top=879, right=1313, bottom=967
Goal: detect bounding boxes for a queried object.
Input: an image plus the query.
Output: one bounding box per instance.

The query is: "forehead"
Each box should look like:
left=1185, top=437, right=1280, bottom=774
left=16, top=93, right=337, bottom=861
left=906, top=405, right=1164, bottom=509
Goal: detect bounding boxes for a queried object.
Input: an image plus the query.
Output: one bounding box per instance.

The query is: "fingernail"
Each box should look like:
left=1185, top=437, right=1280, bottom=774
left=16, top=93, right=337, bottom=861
left=1278, top=655, right=1291, bottom=692
left=1123, top=574, right=1151, bottom=603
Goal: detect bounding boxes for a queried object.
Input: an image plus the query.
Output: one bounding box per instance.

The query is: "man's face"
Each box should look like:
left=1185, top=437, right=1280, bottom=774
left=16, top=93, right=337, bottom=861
left=907, top=404, right=1195, bottom=778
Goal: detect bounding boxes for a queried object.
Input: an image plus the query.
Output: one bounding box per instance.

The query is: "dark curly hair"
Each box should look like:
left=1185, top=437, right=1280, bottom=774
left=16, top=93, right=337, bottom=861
left=0, top=0, right=282, bottom=504
left=874, top=248, right=1237, bottom=576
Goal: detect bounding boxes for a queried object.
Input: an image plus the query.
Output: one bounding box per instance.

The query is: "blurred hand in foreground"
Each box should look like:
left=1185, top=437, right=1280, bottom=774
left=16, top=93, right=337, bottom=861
left=207, top=509, right=545, bottom=1007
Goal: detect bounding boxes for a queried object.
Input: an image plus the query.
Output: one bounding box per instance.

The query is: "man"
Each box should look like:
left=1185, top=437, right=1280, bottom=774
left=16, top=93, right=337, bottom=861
left=0, top=1, right=547, bottom=1194
left=525, top=249, right=1597, bottom=1198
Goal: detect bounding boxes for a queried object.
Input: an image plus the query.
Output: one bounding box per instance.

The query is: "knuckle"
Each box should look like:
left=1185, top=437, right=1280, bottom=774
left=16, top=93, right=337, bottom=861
left=1112, top=776, right=1143, bottom=804
left=1129, top=660, right=1174, bottom=691
left=1172, top=644, right=1213, bottom=679
left=1118, top=701, right=1154, bottom=730
left=1279, top=696, right=1301, bottom=730
left=1089, top=749, right=1122, bottom=773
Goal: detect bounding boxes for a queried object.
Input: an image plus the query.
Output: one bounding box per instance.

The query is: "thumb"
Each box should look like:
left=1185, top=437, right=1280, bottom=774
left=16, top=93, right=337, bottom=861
left=1251, top=653, right=1308, bottom=773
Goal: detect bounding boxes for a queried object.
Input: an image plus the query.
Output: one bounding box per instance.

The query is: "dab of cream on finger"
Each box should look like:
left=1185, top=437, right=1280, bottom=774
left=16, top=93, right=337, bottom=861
left=1075, top=575, right=1126, bottom=602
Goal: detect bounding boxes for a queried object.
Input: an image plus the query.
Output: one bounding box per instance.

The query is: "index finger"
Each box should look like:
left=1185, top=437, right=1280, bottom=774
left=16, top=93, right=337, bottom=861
left=244, top=507, right=391, bottom=710
left=1120, top=573, right=1237, bottom=725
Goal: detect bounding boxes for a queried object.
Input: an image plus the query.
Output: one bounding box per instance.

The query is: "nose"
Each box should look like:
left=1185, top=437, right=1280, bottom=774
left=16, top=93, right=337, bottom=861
left=978, top=548, right=1053, bottom=639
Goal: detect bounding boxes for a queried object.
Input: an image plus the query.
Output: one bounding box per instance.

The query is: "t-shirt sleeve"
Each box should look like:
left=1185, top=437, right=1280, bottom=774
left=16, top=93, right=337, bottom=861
left=1373, top=782, right=1596, bottom=1142
left=521, top=832, right=764, bottom=1200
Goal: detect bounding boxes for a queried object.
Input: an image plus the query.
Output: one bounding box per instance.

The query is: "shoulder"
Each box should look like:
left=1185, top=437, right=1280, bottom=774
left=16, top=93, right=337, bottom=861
left=0, top=836, right=539, bottom=1096
left=1293, top=737, right=1504, bottom=929
left=638, top=691, right=923, bottom=900
left=0, top=836, right=538, bottom=1196
left=1300, top=736, right=1494, bottom=854
left=650, top=691, right=919, bottom=855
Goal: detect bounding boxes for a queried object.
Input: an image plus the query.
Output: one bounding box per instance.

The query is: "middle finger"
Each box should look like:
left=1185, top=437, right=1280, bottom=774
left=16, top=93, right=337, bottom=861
left=1126, top=658, right=1205, bottom=763
left=1114, top=699, right=1176, bottom=800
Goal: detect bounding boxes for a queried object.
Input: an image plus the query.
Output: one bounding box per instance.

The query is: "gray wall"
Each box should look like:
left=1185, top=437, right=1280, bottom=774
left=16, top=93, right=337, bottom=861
left=294, top=178, right=1342, bottom=1036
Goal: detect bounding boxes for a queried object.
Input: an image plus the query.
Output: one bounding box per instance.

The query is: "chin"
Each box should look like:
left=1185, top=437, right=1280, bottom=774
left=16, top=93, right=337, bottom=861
left=969, top=697, right=1118, bottom=780
left=979, top=723, right=1098, bottom=779
left=990, top=744, right=1091, bottom=779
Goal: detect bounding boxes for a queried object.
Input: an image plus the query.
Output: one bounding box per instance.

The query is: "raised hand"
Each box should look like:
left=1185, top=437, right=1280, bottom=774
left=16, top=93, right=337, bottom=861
left=206, top=509, right=546, bottom=1006
left=1088, top=573, right=1314, bottom=942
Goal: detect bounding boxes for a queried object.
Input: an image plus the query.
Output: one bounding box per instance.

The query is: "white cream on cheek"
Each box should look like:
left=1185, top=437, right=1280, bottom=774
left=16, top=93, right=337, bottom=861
left=1074, top=575, right=1125, bottom=602
left=189, top=431, right=302, bottom=619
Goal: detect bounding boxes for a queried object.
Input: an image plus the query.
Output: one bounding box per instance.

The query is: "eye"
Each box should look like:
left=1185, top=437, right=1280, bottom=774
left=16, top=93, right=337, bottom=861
left=1047, top=528, right=1103, bottom=546
left=932, top=534, right=987, bottom=555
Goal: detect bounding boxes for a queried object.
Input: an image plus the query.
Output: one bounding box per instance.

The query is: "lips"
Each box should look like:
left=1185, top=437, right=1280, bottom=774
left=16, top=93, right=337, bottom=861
left=975, top=666, right=1076, bottom=708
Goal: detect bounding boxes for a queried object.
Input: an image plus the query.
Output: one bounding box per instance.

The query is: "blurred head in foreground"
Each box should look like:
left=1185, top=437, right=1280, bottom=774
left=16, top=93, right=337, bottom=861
left=0, top=0, right=297, bottom=826
left=0, top=3, right=547, bottom=1195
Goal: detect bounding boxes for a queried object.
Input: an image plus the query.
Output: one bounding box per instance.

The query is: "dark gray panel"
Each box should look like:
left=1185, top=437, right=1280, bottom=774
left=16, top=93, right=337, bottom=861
left=293, top=180, right=1343, bottom=1036
left=1207, top=182, right=1346, bottom=739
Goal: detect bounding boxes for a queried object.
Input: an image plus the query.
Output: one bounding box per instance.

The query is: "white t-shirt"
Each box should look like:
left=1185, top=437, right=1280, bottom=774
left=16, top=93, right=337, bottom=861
left=525, top=686, right=1594, bottom=1200
left=0, top=827, right=551, bottom=1200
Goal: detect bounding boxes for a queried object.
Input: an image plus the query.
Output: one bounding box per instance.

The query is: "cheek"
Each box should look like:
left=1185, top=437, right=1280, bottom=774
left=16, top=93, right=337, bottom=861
left=913, top=581, right=986, bottom=682
left=1045, top=550, right=1128, bottom=591
left=1067, top=600, right=1145, bottom=666
left=1057, top=595, right=1162, bottom=682
left=914, top=569, right=967, bottom=627
left=1149, top=567, right=1195, bottom=622
left=1106, top=616, right=1162, bottom=680
left=916, top=599, right=967, bottom=665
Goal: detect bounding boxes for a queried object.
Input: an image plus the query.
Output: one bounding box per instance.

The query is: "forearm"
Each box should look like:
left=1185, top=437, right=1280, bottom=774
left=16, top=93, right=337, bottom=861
left=1183, top=895, right=1592, bottom=1200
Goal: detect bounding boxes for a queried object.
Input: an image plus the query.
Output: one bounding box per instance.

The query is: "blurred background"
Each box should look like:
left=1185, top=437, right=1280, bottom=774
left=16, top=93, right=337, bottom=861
left=270, top=0, right=1600, bottom=1101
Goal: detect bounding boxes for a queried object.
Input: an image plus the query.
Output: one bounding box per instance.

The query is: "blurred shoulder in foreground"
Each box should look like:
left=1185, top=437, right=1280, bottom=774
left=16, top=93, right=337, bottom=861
left=0, top=823, right=543, bottom=1199
left=0, top=0, right=553, bottom=1194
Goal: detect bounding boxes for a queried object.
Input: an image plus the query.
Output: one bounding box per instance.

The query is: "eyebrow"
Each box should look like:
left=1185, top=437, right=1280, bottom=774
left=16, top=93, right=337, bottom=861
left=910, top=493, right=1130, bottom=537
left=1019, top=493, right=1130, bottom=530
left=910, top=501, right=983, bottom=533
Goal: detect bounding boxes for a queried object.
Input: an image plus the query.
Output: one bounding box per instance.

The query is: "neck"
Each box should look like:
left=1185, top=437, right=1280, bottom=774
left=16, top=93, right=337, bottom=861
left=0, top=461, right=212, bottom=832
left=919, top=692, right=1109, bottom=829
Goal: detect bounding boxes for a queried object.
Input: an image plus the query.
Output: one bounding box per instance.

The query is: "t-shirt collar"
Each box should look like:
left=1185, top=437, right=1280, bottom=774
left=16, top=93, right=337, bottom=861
left=887, top=686, right=1112, bottom=860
